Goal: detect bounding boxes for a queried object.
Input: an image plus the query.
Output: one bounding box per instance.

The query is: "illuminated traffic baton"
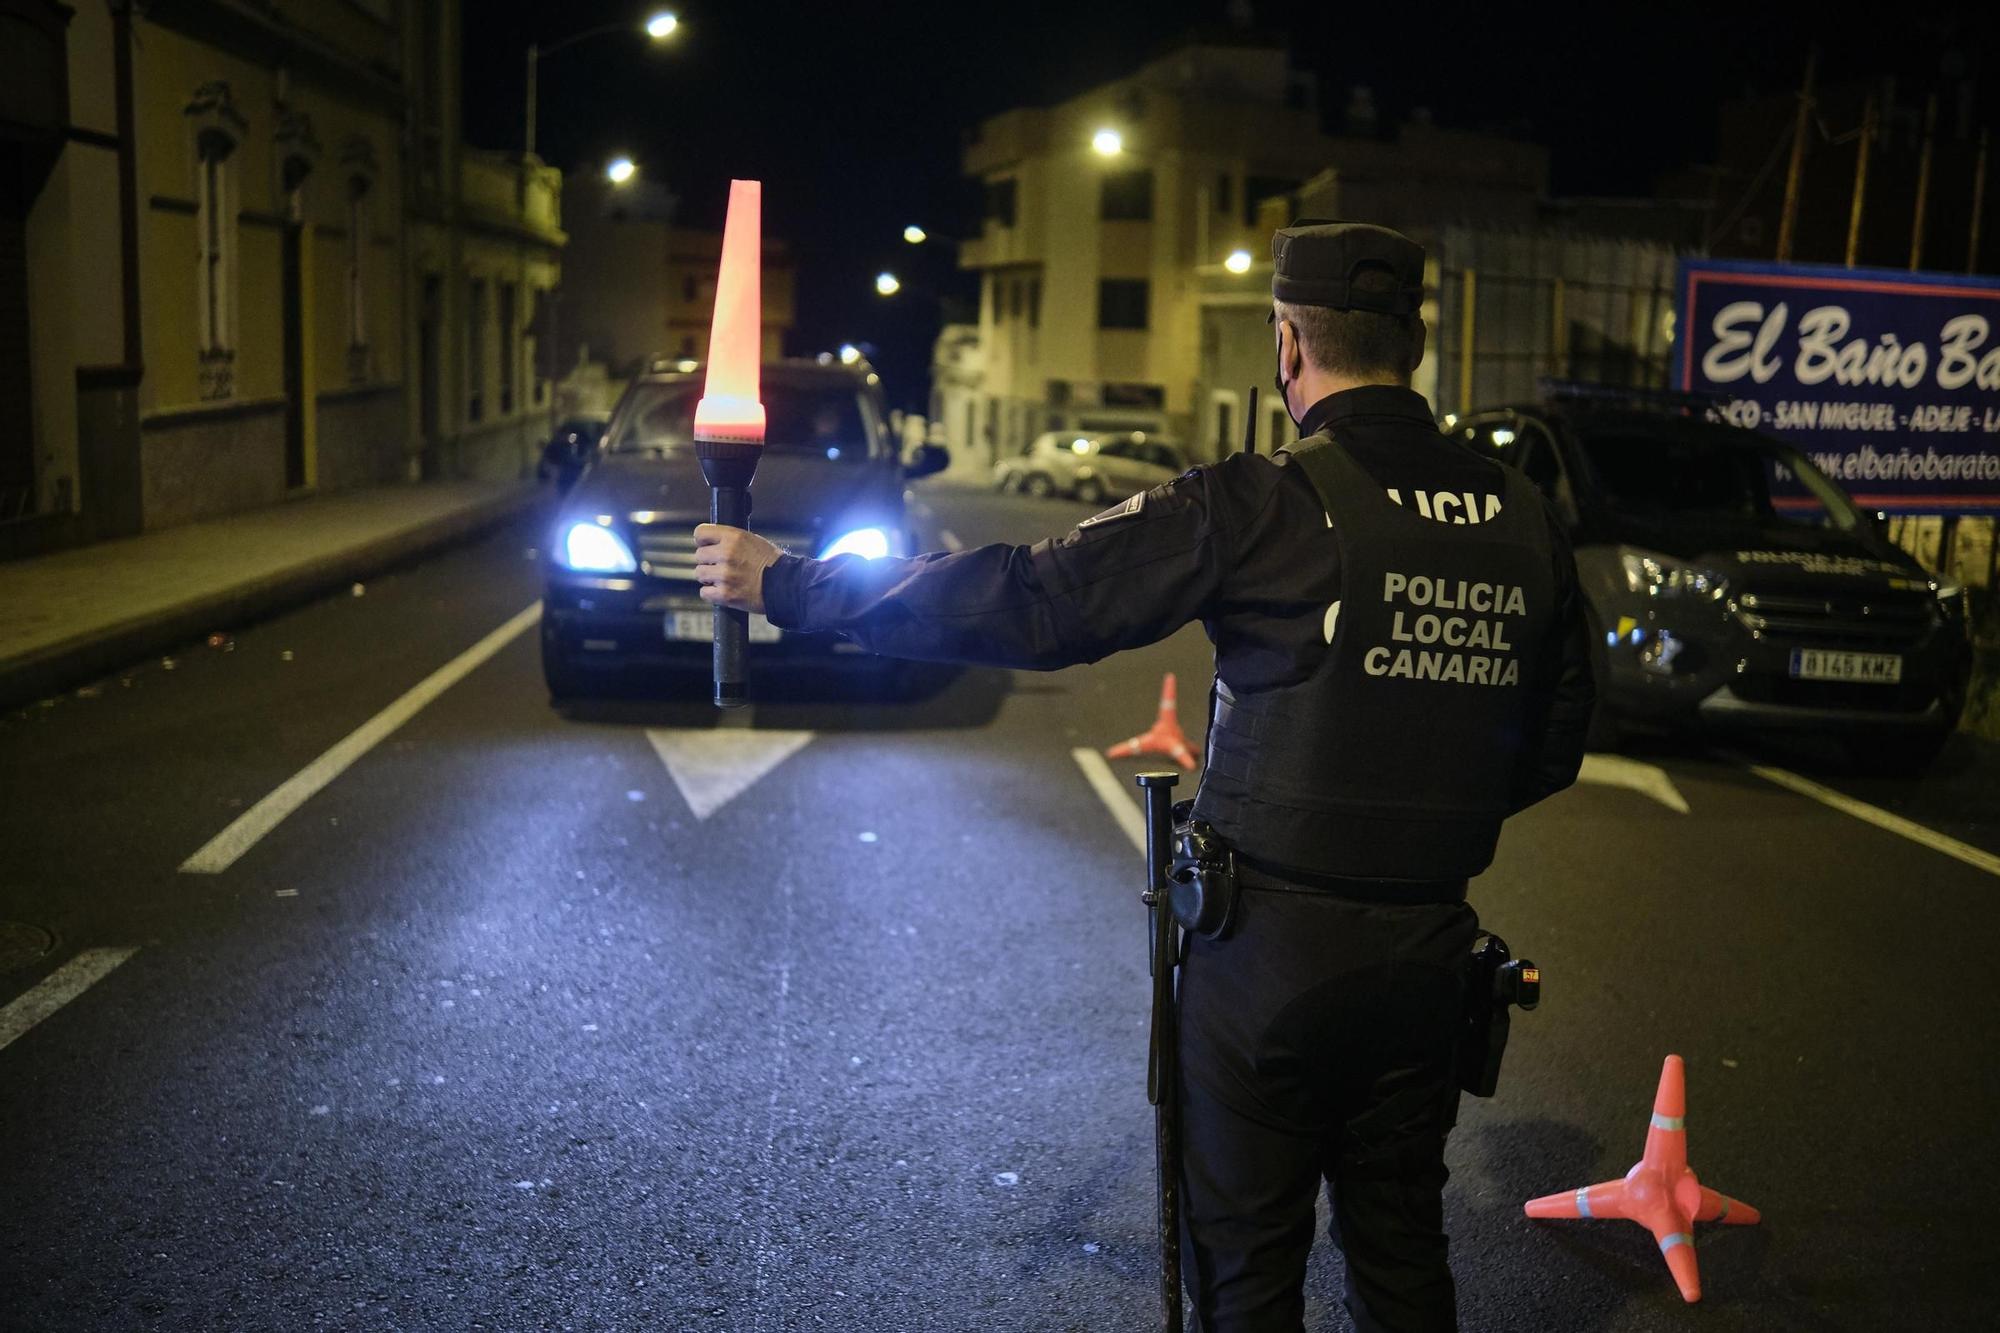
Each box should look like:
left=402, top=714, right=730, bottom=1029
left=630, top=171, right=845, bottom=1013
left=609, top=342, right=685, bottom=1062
left=693, top=178, right=766, bottom=708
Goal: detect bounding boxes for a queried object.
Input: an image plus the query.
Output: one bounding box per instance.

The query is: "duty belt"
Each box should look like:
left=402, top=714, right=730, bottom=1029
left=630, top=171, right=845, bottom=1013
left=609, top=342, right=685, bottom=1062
left=1232, top=855, right=1468, bottom=907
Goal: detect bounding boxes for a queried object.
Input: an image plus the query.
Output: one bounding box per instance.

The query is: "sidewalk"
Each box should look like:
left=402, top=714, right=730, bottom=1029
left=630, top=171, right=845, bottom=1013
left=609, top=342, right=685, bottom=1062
left=0, top=480, right=543, bottom=709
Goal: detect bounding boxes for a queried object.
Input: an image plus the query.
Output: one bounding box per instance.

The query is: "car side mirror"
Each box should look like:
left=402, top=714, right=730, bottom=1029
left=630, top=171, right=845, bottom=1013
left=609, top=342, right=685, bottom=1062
left=904, top=443, right=949, bottom=480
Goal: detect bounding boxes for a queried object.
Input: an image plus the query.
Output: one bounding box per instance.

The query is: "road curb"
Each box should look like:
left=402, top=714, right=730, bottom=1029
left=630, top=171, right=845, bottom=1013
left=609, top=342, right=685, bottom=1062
left=0, top=485, right=548, bottom=711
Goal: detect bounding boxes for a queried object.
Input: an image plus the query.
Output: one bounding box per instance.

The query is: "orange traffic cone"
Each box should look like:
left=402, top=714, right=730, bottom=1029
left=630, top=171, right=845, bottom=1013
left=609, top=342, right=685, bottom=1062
left=1524, top=1054, right=1759, bottom=1302
left=1105, top=672, right=1198, bottom=771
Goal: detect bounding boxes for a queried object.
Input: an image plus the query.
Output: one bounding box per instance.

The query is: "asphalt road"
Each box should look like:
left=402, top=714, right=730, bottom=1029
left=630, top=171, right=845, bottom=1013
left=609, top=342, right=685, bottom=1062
left=3, top=484, right=1997, bottom=1331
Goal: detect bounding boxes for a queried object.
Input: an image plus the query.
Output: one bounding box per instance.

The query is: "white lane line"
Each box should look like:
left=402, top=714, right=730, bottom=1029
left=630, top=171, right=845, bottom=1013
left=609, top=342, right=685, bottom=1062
left=1072, top=747, right=1146, bottom=852
left=180, top=601, right=543, bottom=874
left=1748, top=763, right=2000, bottom=879
left=0, top=947, right=140, bottom=1053
left=938, top=529, right=964, bottom=552
left=1578, top=754, right=1690, bottom=813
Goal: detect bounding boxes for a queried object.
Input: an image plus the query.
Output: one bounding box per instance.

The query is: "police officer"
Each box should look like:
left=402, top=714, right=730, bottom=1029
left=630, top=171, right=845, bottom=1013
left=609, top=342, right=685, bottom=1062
left=694, top=221, right=1594, bottom=1332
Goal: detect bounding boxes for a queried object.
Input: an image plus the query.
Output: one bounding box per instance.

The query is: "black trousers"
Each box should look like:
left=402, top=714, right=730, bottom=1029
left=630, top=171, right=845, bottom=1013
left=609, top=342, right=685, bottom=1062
left=1175, top=886, right=1479, bottom=1333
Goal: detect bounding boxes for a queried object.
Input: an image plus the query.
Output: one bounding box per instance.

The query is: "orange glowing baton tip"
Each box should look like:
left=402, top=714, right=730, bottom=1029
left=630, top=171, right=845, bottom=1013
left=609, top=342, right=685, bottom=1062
left=694, top=178, right=766, bottom=444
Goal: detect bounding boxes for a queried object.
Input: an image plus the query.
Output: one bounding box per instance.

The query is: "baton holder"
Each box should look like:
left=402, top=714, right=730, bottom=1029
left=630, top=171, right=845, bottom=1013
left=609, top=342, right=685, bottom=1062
left=695, top=437, right=761, bottom=709
left=1136, top=770, right=1183, bottom=1333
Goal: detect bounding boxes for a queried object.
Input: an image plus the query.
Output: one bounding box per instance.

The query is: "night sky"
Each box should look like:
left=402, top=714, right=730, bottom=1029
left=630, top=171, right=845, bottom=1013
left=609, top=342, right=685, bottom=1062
left=462, top=0, right=1994, bottom=410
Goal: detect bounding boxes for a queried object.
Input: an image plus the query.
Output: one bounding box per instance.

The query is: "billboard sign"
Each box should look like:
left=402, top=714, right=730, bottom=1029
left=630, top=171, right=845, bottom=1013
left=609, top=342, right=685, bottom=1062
left=1675, top=258, right=2000, bottom=514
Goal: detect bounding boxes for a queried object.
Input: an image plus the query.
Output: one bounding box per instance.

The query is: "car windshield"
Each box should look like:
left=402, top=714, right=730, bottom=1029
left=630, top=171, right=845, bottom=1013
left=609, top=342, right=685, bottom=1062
left=1575, top=427, right=1862, bottom=530
left=608, top=380, right=879, bottom=462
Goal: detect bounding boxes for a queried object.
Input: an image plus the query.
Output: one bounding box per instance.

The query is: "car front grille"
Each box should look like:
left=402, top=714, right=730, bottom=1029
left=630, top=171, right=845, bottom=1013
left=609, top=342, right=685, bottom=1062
left=1731, top=590, right=1936, bottom=649
left=634, top=525, right=816, bottom=581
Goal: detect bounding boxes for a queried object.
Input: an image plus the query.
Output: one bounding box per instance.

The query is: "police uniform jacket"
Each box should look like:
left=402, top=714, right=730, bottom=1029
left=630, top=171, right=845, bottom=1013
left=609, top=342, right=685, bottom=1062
left=760, top=384, right=1595, bottom=881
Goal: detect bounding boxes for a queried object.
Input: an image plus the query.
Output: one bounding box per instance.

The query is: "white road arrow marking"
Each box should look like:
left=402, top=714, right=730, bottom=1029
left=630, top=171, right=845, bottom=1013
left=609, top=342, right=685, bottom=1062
left=1577, top=754, right=1691, bottom=814
left=0, top=947, right=139, bottom=1053
left=646, top=727, right=814, bottom=820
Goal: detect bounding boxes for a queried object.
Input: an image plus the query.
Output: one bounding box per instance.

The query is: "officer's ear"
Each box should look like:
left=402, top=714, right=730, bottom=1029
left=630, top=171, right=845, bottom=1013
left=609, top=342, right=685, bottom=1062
left=1408, top=319, right=1429, bottom=378
left=1275, top=319, right=1303, bottom=376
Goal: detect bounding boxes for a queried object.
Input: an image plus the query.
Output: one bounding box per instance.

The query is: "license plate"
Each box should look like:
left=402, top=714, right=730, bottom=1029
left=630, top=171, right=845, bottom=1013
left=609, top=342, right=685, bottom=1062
left=1788, top=648, right=1902, bottom=683
left=667, top=610, right=780, bottom=644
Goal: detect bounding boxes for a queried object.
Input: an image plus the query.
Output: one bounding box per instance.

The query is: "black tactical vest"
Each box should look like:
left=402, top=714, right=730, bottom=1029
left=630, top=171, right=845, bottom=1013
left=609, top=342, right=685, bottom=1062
left=1192, top=432, right=1556, bottom=881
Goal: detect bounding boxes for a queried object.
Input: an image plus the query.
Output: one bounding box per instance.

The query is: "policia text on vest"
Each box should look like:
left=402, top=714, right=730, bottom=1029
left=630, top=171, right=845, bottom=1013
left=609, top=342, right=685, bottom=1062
left=1365, top=573, right=1529, bottom=687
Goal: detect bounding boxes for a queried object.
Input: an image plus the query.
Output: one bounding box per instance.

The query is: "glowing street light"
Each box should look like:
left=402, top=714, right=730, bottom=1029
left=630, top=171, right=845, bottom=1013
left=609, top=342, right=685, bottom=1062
left=527, top=13, right=685, bottom=159
left=1091, top=127, right=1124, bottom=157
left=838, top=343, right=862, bottom=365
left=605, top=156, right=637, bottom=185
left=1224, top=249, right=1252, bottom=275
left=875, top=271, right=901, bottom=296
left=903, top=224, right=927, bottom=245
left=644, top=10, right=680, bottom=39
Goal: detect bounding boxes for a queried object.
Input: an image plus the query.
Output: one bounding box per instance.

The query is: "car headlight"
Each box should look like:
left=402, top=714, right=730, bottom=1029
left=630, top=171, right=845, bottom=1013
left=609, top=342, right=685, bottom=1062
left=1618, top=547, right=1728, bottom=601
left=820, top=526, right=892, bottom=560
left=560, top=521, right=637, bottom=573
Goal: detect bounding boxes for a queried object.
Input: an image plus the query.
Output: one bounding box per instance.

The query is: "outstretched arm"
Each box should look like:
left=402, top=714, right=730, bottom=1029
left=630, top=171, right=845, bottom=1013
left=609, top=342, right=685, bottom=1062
left=693, top=474, right=1234, bottom=672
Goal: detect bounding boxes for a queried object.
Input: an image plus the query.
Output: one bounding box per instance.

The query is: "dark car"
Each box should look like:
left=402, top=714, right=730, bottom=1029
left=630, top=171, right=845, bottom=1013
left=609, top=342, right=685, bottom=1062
left=536, top=414, right=611, bottom=490
left=1449, top=387, right=1973, bottom=771
left=540, top=360, right=948, bottom=698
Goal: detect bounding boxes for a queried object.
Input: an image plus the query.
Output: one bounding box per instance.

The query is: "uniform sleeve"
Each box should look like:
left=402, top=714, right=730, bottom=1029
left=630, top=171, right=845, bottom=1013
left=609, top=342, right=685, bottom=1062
left=1508, top=506, right=1595, bottom=814
left=760, top=469, right=1234, bottom=671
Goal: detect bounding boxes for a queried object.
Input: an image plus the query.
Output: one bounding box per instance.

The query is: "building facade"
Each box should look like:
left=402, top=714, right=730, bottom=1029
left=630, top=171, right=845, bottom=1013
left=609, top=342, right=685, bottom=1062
left=2, top=0, right=560, bottom=557
left=954, top=42, right=1334, bottom=476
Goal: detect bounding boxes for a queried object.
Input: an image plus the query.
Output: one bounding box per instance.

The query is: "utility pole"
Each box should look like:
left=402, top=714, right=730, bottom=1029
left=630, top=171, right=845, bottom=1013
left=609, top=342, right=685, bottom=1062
left=1971, top=127, right=1989, bottom=272
left=1910, top=94, right=1937, bottom=271
left=1844, top=93, right=1875, bottom=267
left=1776, top=48, right=1817, bottom=263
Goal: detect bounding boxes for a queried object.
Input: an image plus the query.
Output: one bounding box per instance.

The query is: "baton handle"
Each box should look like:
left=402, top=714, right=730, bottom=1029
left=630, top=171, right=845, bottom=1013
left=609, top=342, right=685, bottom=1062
left=709, top=483, right=750, bottom=708
left=1136, top=770, right=1183, bottom=1333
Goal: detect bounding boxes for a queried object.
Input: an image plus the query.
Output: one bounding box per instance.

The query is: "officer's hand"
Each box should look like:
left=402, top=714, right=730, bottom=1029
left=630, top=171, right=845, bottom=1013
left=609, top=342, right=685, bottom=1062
left=693, top=524, right=781, bottom=615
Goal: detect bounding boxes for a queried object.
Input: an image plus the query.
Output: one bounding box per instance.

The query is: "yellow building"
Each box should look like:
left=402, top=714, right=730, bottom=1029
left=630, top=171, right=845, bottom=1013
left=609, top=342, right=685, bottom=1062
left=3, top=0, right=560, bottom=553
left=954, top=42, right=1335, bottom=473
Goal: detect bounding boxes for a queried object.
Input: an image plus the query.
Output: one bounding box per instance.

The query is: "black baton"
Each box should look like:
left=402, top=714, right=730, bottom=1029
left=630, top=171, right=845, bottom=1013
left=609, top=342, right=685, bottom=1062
left=694, top=437, right=761, bottom=709
left=1136, top=770, right=1183, bottom=1333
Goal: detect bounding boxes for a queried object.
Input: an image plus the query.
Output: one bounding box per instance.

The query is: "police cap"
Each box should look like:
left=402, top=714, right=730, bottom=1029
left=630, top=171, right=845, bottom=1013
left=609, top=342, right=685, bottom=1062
left=1270, top=220, right=1424, bottom=316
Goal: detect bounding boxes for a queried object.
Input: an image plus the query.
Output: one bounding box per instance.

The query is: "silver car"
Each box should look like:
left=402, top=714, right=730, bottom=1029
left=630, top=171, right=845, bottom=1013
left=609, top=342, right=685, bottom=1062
left=993, top=430, right=1188, bottom=503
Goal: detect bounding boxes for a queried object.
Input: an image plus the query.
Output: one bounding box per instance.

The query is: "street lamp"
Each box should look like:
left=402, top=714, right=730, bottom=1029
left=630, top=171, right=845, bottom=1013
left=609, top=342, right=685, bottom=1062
left=1224, top=249, right=1252, bottom=275
left=903, top=224, right=927, bottom=245
left=875, top=271, right=901, bottom=296
left=606, top=156, right=637, bottom=185
left=526, top=11, right=683, bottom=159
left=838, top=343, right=862, bottom=364
left=1091, top=127, right=1124, bottom=157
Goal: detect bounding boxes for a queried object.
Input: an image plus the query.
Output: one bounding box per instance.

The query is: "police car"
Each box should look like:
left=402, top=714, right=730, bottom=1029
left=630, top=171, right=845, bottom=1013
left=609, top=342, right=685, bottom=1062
left=1451, top=385, right=1973, bottom=772
left=539, top=358, right=947, bottom=698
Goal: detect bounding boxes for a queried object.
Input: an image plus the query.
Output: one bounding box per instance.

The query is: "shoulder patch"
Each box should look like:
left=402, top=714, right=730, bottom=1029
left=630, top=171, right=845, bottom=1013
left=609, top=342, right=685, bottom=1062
left=1077, top=492, right=1145, bottom=529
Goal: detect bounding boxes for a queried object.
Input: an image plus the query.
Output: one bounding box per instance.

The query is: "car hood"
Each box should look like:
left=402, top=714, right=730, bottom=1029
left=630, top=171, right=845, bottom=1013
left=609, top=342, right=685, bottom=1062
left=566, top=451, right=903, bottom=533
left=1606, top=513, right=1928, bottom=591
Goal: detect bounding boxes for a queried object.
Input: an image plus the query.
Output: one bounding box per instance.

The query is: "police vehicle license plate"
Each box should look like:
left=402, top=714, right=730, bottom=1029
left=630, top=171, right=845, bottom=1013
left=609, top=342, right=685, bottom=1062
left=668, top=610, right=780, bottom=644
left=1788, top=648, right=1902, bottom=683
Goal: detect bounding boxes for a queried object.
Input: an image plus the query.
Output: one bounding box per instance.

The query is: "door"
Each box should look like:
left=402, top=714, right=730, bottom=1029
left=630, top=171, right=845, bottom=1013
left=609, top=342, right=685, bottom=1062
left=0, top=164, right=34, bottom=516
left=418, top=274, right=441, bottom=476
left=281, top=223, right=307, bottom=490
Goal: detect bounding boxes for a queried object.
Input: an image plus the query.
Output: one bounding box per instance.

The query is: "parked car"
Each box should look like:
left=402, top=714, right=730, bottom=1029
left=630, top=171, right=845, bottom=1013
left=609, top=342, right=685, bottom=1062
left=993, top=430, right=1187, bottom=503
left=1450, top=385, right=1972, bottom=772
left=540, top=360, right=948, bottom=699
left=536, top=414, right=611, bottom=490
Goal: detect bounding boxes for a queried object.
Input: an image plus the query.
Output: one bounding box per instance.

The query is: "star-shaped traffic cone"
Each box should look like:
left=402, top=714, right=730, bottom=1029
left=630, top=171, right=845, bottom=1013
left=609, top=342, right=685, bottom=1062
left=1524, top=1054, right=1759, bottom=1302
left=1105, top=672, right=1198, bottom=770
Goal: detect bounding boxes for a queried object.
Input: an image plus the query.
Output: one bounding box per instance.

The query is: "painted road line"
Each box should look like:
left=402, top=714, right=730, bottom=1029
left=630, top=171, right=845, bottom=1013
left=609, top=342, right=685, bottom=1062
left=180, top=601, right=543, bottom=874
left=1578, top=754, right=1691, bottom=813
left=0, top=947, right=139, bottom=1054
left=647, top=727, right=814, bottom=820
left=939, top=529, right=964, bottom=552
left=1749, top=763, right=2000, bottom=879
left=1072, top=747, right=1146, bottom=853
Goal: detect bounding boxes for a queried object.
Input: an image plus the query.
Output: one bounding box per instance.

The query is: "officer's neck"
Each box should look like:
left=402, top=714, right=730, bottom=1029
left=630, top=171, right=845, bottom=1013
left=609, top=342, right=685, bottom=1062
left=1290, top=365, right=1409, bottom=419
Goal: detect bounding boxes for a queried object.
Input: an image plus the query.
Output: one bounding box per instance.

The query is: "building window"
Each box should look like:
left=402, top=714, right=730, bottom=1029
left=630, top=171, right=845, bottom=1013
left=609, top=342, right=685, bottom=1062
left=983, top=177, right=1017, bottom=228
left=499, top=282, right=517, bottom=415
left=1027, top=278, right=1041, bottom=329
left=1008, top=279, right=1023, bottom=319
left=1100, top=169, right=1153, bottom=221
left=1215, top=172, right=1233, bottom=214
left=467, top=279, right=487, bottom=423
left=346, top=174, right=371, bottom=381
left=1098, top=278, right=1149, bottom=331
left=682, top=274, right=696, bottom=302
left=194, top=133, right=238, bottom=399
